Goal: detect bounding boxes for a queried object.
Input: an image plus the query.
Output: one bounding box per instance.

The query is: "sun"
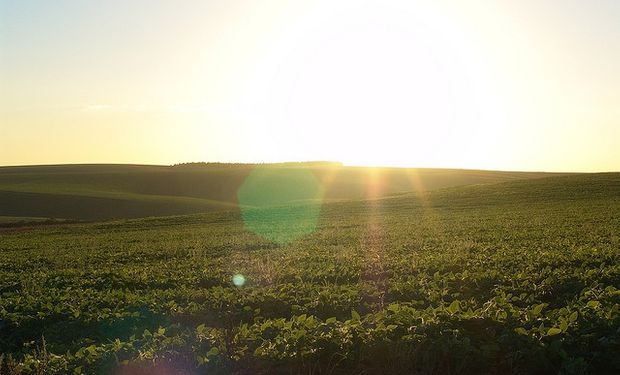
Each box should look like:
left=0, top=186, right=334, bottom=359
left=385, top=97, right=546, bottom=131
left=212, top=0, right=504, bottom=169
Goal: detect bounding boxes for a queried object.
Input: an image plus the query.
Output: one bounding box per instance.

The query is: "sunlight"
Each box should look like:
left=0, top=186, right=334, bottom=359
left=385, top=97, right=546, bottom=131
left=364, top=168, right=385, bottom=199
left=223, top=0, right=500, bottom=169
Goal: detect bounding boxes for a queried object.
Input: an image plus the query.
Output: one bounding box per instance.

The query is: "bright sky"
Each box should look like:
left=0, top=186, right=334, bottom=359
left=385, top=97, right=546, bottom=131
left=1, top=0, right=619, bottom=171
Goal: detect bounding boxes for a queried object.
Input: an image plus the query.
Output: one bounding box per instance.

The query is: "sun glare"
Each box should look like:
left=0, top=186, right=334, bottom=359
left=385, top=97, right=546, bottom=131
left=198, top=0, right=506, bottom=169
left=2, top=0, right=618, bottom=171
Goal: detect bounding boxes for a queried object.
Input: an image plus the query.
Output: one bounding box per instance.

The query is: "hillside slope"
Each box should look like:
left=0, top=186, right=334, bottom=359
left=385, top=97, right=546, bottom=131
left=0, top=163, right=567, bottom=221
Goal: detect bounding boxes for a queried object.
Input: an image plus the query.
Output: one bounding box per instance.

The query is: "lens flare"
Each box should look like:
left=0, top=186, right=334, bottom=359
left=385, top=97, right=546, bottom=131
left=232, top=273, right=246, bottom=287
left=237, top=166, right=324, bottom=244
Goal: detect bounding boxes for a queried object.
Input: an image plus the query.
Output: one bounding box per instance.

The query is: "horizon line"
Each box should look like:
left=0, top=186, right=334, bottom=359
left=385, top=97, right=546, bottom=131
left=0, top=161, right=615, bottom=174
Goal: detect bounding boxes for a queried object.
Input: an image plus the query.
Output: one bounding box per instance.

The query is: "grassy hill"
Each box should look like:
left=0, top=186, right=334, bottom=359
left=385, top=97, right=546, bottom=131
left=0, top=163, right=567, bottom=221
left=1, top=173, right=618, bottom=374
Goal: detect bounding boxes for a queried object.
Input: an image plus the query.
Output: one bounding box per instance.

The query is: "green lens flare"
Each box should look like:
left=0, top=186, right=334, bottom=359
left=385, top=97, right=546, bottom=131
left=232, top=274, right=246, bottom=287
left=237, top=166, right=324, bottom=244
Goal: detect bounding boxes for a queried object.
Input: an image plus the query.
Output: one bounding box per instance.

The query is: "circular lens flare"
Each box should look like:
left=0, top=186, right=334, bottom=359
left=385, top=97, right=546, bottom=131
left=237, top=166, right=324, bottom=244
left=232, top=274, right=246, bottom=287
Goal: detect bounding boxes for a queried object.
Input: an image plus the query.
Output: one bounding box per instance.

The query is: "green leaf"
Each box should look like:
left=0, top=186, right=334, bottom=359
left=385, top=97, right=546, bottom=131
left=206, top=347, right=220, bottom=357
left=196, top=323, right=207, bottom=336
left=497, top=310, right=508, bottom=320
left=547, top=327, right=562, bottom=336
left=447, top=300, right=460, bottom=314
left=304, top=315, right=316, bottom=328
left=586, top=300, right=600, bottom=309
left=514, top=327, right=528, bottom=335
left=351, top=310, right=361, bottom=321
left=568, top=311, right=578, bottom=322
left=531, top=303, right=546, bottom=317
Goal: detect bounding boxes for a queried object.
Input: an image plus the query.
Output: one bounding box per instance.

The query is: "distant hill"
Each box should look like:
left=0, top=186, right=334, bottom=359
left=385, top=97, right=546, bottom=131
left=427, top=172, right=620, bottom=206
left=0, top=163, right=570, bottom=221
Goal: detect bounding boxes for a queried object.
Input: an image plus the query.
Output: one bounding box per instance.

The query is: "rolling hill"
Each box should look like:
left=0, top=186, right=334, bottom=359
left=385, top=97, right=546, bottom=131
left=0, top=163, right=568, bottom=221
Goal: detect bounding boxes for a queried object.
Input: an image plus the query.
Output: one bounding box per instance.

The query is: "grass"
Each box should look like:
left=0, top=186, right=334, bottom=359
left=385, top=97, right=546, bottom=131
left=0, top=172, right=618, bottom=374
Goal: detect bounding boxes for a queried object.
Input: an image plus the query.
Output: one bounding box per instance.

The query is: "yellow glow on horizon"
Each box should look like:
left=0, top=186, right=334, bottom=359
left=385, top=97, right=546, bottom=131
left=1, top=0, right=619, bottom=172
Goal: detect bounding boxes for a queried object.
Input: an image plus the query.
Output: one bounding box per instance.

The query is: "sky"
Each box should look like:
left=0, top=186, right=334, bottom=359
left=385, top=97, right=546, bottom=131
left=1, top=0, right=619, bottom=172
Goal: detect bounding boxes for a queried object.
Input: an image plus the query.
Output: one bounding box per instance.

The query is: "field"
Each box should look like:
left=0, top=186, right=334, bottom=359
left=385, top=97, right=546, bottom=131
left=0, top=163, right=562, bottom=221
left=0, top=171, right=619, bottom=374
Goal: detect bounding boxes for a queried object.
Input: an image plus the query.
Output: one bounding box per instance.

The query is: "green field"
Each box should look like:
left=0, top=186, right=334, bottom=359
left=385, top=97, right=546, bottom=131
left=0, top=163, right=564, bottom=221
left=0, top=171, right=618, bottom=374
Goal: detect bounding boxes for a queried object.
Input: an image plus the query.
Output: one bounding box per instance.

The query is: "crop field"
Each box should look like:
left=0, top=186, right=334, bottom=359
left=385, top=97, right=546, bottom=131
left=0, top=164, right=562, bottom=222
left=0, top=173, right=619, bottom=374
